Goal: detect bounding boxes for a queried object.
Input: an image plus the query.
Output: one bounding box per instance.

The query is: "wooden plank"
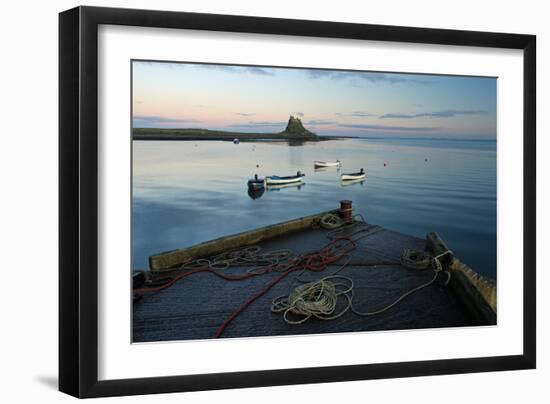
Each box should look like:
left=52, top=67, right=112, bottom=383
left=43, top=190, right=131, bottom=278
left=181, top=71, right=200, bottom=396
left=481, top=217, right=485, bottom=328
left=149, top=209, right=338, bottom=272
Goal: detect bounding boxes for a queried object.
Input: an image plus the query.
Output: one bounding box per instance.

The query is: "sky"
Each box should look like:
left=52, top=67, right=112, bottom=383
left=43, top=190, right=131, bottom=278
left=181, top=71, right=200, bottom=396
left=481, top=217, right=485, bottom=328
left=132, top=60, right=497, bottom=139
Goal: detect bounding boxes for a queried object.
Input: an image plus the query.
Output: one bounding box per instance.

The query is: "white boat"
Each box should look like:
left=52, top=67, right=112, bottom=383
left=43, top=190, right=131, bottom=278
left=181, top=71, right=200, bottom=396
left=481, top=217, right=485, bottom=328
left=265, top=171, right=305, bottom=185
left=314, top=160, right=341, bottom=168
left=341, top=168, right=365, bottom=181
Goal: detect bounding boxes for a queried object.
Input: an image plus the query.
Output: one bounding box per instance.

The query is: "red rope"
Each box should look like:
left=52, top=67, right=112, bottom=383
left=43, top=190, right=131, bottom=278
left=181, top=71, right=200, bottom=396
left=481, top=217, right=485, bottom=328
left=214, top=237, right=357, bottom=338
left=133, top=266, right=268, bottom=294
left=134, top=234, right=359, bottom=338
left=214, top=269, right=296, bottom=338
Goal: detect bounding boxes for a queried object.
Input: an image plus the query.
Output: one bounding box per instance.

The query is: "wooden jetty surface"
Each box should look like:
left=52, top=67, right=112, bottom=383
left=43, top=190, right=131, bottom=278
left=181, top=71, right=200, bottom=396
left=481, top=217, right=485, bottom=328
left=133, top=221, right=495, bottom=342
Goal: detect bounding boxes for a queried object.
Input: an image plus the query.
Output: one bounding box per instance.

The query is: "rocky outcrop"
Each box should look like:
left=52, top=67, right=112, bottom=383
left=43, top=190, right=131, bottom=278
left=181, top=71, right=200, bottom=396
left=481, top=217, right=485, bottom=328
left=280, top=115, right=318, bottom=139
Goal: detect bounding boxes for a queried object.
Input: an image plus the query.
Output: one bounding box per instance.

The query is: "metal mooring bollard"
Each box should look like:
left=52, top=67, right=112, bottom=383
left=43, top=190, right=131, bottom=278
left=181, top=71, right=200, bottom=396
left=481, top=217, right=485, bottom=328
left=339, top=200, right=353, bottom=221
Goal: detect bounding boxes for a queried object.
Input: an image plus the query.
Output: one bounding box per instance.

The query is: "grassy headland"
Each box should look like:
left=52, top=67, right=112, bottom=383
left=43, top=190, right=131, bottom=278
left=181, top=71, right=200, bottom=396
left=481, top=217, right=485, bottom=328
left=133, top=116, right=355, bottom=141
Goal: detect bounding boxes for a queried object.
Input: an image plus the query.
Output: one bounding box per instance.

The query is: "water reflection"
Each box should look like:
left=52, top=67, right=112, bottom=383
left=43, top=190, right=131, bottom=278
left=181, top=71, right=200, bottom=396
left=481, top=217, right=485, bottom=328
left=341, top=179, right=365, bottom=187
left=247, top=181, right=306, bottom=198
left=266, top=182, right=306, bottom=192
left=133, top=138, right=497, bottom=278
left=247, top=187, right=265, bottom=200
left=286, top=139, right=309, bottom=146
left=313, top=166, right=341, bottom=173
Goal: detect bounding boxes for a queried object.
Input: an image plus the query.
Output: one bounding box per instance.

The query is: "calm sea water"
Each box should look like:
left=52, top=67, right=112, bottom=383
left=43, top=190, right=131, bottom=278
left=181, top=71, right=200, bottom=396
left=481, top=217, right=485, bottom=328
left=132, top=138, right=497, bottom=279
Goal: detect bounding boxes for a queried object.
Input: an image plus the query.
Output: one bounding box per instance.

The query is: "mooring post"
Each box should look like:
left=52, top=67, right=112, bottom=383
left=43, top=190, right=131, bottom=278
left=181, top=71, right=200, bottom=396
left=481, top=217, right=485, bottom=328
left=340, top=200, right=353, bottom=221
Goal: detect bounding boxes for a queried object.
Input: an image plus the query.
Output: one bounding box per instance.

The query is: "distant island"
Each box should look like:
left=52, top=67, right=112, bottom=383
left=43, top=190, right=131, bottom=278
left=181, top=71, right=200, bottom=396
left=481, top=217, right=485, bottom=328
left=133, top=115, right=354, bottom=141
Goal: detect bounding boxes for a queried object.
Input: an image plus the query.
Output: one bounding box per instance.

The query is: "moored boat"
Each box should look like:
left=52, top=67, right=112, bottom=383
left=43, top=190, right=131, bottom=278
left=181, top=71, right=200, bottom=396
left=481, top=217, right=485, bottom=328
left=341, top=168, right=365, bottom=181
left=265, top=171, right=305, bottom=185
left=314, top=160, right=341, bottom=168
left=247, top=174, right=265, bottom=190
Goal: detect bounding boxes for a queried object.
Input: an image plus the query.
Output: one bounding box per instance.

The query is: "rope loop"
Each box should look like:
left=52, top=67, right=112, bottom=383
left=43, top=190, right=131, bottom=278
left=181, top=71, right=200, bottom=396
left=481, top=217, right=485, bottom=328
left=271, top=276, right=354, bottom=324
left=272, top=248, right=454, bottom=324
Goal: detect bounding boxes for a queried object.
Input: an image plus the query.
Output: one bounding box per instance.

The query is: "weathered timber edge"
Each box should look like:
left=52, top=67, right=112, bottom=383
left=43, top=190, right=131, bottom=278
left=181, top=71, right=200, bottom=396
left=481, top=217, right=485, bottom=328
left=449, top=259, right=497, bottom=325
left=426, top=231, right=454, bottom=268
left=148, top=209, right=338, bottom=272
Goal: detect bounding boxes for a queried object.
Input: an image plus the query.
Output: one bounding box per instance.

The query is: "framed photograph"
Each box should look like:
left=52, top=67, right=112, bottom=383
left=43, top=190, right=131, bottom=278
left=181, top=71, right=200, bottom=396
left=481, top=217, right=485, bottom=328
left=59, top=6, right=536, bottom=398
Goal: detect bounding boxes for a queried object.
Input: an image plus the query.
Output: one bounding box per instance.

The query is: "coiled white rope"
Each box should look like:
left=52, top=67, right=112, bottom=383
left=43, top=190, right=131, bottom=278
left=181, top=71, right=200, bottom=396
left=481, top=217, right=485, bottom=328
left=271, top=250, right=453, bottom=324
left=318, top=213, right=344, bottom=230
left=271, top=276, right=353, bottom=324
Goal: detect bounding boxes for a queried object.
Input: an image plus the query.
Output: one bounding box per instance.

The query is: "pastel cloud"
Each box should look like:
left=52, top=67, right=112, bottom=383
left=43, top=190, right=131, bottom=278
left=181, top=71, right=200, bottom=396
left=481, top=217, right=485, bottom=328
left=339, top=123, right=439, bottom=132
left=132, top=60, right=496, bottom=138
left=380, top=110, right=488, bottom=119
left=133, top=115, right=200, bottom=127
left=197, top=64, right=275, bottom=76
left=306, top=70, right=433, bottom=85
left=305, top=120, right=338, bottom=125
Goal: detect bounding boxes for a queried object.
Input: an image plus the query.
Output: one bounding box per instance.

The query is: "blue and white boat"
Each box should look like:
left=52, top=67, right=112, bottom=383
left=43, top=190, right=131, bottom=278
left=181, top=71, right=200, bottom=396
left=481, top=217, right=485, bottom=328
left=265, top=171, right=305, bottom=185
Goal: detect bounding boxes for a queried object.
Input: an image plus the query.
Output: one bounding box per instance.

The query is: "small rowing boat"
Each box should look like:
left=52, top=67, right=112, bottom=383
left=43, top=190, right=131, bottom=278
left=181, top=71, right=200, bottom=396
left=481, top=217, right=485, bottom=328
left=314, top=160, right=341, bottom=168
left=341, top=168, right=365, bottom=181
left=247, top=174, right=265, bottom=190
left=265, top=171, right=305, bottom=185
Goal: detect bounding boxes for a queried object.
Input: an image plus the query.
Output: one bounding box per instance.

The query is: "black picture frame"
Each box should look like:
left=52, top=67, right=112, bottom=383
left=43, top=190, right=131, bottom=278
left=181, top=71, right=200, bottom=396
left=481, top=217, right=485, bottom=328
left=59, top=6, right=536, bottom=398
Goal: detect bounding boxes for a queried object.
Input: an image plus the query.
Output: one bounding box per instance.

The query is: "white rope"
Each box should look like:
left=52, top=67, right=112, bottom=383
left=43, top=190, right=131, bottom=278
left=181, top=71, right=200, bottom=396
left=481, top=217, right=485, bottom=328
left=179, top=246, right=295, bottom=274
left=271, top=250, right=453, bottom=324
left=353, top=250, right=453, bottom=316
left=271, top=276, right=353, bottom=324
left=318, top=213, right=344, bottom=230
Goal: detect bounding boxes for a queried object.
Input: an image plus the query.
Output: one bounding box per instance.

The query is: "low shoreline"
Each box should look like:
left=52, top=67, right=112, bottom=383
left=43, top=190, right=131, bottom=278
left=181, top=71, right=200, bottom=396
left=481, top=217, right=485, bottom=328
left=132, top=128, right=356, bottom=142
left=133, top=134, right=355, bottom=141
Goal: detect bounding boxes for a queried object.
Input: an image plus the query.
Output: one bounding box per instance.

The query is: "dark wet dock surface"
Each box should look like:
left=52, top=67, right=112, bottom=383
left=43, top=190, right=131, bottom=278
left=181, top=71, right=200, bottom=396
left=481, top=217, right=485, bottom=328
left=133, top=224, right=476, bottom=342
